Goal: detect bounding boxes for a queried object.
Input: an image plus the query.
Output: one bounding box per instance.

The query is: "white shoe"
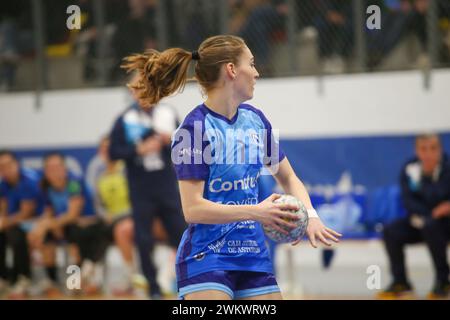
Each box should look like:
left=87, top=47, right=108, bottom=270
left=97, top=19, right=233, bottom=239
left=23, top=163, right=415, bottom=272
left=131, top=273, right=148, bottom=290
left=31, top=278, right=61, bottom=297
left=323, top=55, right=345, bottom=74
left=300, top=26, right=318, bottom=41
left=414, top=53, right=430, bottom=69
left=8, top=276, right=31, bottom=299
left=81, top=260, right=103, bottom=295
left=81, top=260, right=95, bottom=280
left=130, top=273, right=149, bottom=298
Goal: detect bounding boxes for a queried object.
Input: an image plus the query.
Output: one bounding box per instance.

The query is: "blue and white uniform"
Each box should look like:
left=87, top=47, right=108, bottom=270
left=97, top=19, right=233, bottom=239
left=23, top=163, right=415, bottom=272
left=45, top=173, right=95, bottom=217
left=109, top=102, right=186, bottom=296
left=0, top=168, right=44, bottom=219
left=171, top=103, right=285, bottom=298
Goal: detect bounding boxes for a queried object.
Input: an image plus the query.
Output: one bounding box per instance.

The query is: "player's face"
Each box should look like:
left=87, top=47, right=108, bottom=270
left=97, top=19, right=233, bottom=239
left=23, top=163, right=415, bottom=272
left=44, top=156, right=67, bottom=187
left=129, top=72, right=140, bottom=100
left=233, top=46, right=259, bottom=101
left=0, top=154, right=19, bottom=183
left=129, top=72, right=152, bottom=110
left=416, top=136, right=442, bottom=173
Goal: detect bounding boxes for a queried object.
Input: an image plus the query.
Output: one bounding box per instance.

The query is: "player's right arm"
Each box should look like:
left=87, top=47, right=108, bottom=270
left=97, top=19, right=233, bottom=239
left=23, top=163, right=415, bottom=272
left=178, top=179, right=299, bottom=234
left=0, top=197, right=7, bottom=231
left=28, top=205, right=54, bottom=247
left=399, top=164, right=430, bottom=217
left=109, top=117, right=140, bottom=161
left=109, top=116, right=162, bottom=160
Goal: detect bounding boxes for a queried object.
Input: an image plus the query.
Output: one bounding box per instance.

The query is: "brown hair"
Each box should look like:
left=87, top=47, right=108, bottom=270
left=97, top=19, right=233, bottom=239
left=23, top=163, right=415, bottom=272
left=121, top=35, right=247, bottom=107
left=41, top=152, right=66, bottom=191
left=415, top=133, right=441, bottom=146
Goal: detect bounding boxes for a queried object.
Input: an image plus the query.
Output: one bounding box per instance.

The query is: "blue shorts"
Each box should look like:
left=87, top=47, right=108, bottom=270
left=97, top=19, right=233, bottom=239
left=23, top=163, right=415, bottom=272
left=177, top=271, right=280, bottom=299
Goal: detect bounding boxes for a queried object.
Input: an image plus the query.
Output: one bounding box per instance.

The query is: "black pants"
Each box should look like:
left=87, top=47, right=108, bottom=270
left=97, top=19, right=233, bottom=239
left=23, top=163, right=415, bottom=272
left=45, top=220, right=108, bottom=264
left=65, top=221, right=108, bottom=264
left=130, top=189, right=186, bottom=296
left=383, top=216, right=450, bottom=285
left=0, top=231, right=7, bottom=280
left=0, top=227, right=31, bottom=282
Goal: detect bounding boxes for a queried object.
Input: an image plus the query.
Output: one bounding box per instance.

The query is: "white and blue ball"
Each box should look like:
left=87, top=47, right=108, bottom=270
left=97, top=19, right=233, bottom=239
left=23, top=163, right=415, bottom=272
left=263, top=195, right=309, bottom=243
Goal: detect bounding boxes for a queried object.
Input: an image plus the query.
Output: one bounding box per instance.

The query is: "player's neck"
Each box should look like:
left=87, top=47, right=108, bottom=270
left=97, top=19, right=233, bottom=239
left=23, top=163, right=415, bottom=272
left=204, top=89, right=241, bottom=120
left=106, top=161, right=118, bottom=173
left=52, top=177, right=67, bottom=191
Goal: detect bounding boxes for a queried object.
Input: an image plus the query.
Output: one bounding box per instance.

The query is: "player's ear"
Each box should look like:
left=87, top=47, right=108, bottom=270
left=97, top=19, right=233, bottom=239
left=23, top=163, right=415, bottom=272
left=225, top=62, right=236, bottom=80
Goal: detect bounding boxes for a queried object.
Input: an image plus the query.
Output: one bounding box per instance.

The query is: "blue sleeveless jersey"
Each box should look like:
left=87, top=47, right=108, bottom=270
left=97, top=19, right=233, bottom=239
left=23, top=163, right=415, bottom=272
left=45, top=173, right=96, bottom=217
left=171, top=103, right=285, bottom=281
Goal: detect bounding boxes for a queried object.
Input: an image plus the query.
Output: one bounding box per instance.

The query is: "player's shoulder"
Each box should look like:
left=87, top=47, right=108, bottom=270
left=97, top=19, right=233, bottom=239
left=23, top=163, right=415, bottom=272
left=121, top=103, right=142, bottom=123
left=15, top=169, right=40, bottom=193
left=440, top=154, right=450, bottom=178
left=239, top=103, right=263, bottom=115
left=21, top=168, right=41, bottom=182
left=179, top=104, right=208, bottom=129
left=402, top=157, right=419, bottom=171
left=66, top=172, right=85, bottom=193
left=239, top=103, right=268, bottom=120
left=239, top=103, right=271, bottom=128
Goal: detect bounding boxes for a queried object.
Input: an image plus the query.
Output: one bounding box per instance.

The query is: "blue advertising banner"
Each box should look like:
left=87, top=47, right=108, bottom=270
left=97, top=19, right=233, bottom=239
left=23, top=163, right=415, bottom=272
left=8, top=132, right=450, bottom=239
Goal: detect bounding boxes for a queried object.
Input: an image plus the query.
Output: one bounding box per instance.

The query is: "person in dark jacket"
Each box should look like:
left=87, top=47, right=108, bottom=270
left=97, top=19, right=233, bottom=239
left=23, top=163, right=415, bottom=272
left=378, top=133, right=450, bottom=299
left=108, top=72, right=186, bottom=299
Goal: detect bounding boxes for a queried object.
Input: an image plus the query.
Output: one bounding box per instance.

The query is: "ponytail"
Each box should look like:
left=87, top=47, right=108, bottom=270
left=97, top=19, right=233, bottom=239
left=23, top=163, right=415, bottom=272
left=121, top=35, right=247, bottom=107
left=121, top=48, right=193, bottom=107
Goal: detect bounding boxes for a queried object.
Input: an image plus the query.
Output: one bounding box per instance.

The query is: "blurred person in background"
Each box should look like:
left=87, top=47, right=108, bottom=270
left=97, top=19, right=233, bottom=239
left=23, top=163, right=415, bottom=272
left=28, top=152, right=107, bottom=297
left=367, top=0, right=426, bottom=68
left=43, top=0, right=73, bottom=46
left=94, top=137, right=136, bottom=296
left=0, top=18, right=19, bottom=91
left=108, top=70, right=186, bottom=299
left=314, top=0, right=354, bottom=74
left=294, top=0, right=319, bottom=30
left=378, top=134, right=450, bottom=299
left=111, top=0, right=157, bottom=82
left=179, top=0, right=213, bottom=51
left=0, top=0, right=32, bottom=91
left=74, top=0, right=128, bottom=83
left=368, top=0, right=450, bottom=69
left=0, top=150, right=43, bottom=299
left=232, top=0, right=288, bottom=76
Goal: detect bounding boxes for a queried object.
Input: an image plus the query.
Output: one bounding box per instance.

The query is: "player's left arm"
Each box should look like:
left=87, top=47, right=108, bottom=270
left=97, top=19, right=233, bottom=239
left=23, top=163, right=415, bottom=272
left=53, top=181, right=84, bottom=228
left=270, top=157, right=342, bottom=247
left=0, top=197, right=8, bottom=230
left=0, top=182, right=38, bottom=229
left=53, top=195, right=84, bottom=228
left=0, top=197, right=6, bottom=217
left=4, top=200, right=36, bottom=228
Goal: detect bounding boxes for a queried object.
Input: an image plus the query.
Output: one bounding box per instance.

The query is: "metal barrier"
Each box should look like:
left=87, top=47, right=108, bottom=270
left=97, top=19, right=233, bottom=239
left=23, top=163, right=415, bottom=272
left=0, top=0, right=448, bottom=95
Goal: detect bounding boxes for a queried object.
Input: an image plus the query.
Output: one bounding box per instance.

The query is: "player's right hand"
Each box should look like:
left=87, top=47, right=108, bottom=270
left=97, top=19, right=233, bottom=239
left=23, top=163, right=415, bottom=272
left=253, top=193, right=300, bottom=235
left=136, top=135, right=163, bottom=155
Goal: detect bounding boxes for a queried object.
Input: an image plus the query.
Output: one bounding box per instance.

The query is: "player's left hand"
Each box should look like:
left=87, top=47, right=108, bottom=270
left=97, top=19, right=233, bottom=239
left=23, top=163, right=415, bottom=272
left=291, top=218, right=342, bottom=247
left=432, top=201, right=450, bottom=219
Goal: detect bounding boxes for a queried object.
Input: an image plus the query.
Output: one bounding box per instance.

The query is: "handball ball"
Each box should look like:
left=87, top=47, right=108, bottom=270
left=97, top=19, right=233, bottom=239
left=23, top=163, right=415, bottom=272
left=263, top=195, right=309, bottom=243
